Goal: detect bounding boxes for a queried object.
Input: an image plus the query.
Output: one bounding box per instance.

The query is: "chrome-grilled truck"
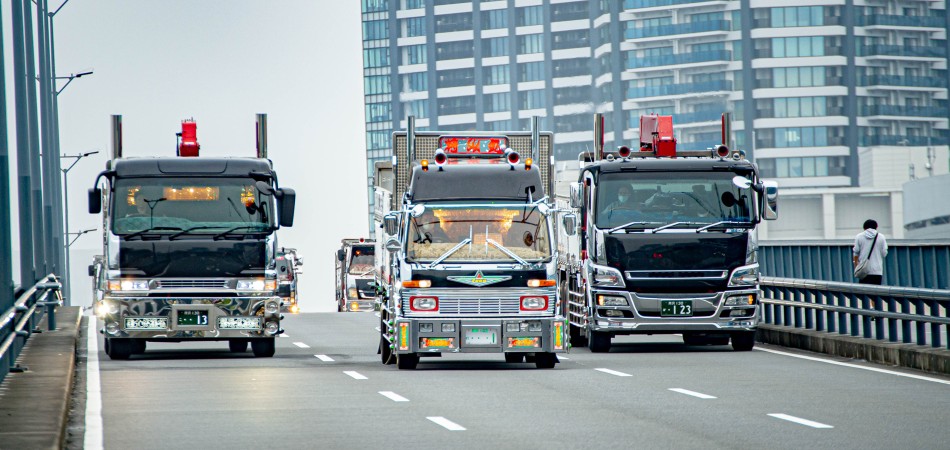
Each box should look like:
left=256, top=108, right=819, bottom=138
left=88, top=115, right=296, bottom=359
left=335, top=238, right=377, bottom=312
left=375, top=118, right=571, bottom=369
left=558, top=113, right=778, bottom=352
left=277, top=247, right=302, bottom=314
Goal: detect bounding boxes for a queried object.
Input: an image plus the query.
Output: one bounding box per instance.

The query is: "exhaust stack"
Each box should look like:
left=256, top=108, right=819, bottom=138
left=111, top=115, right=122, bottom=159
left=256, top=113, right=268, bottom=158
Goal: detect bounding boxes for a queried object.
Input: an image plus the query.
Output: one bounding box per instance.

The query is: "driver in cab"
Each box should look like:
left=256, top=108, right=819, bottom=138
left=603, top=185, right=636, bottom=215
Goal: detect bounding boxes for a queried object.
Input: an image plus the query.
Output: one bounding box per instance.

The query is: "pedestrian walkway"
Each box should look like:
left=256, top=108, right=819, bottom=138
left=0, top=307, right=81, bottom=450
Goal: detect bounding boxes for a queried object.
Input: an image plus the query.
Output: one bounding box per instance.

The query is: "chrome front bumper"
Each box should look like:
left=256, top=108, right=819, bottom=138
left=392, top=317, right=568, bottom=354
left=588, top=288, right=760, bottom=334
left=97, top=296, right=281, bottom=339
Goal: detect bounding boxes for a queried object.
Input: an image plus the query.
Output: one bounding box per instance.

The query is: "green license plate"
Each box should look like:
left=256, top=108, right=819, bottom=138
left=660, top=300, right=693, bottom=317
left=177, top=310, right=209, bottom=326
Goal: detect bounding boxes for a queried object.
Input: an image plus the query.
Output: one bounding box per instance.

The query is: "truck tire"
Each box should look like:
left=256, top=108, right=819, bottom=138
left=396, top=353, right=419, bottom=370
left=505, top=353, right=525, bottom=363
left=589, top=331, right=611, bottom=353
left=569, top=323, right=588, bottom=348
left=131, top=339, right=147, bottom=354
left=229, top=339, right=248, bottom=353
left=534, top=352, right=558, bottom=369
left=106, top=338, right=132, bottom=360
left=731, top=331, right=755, bottom=351
left=380, top=334, right=395, bottom=365
left=251, top=338, right=276, bottom=357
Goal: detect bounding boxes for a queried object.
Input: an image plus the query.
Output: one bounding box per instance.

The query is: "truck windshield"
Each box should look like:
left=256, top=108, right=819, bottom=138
left=407, top=205, right=551, bottom=263
left=111, top=177, right=275, bottom=235
left=348, top=246, right=375, bottom=274
left=594, top=172, right=754, bottom=230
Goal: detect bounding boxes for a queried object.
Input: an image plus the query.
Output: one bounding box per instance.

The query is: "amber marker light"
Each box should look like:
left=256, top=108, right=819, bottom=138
left=402, top=280, right=432, bottom=288
left=527, top=279, right=556, bottom=288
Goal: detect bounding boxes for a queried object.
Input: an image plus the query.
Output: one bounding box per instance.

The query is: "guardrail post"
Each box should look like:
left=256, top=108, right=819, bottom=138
left=873, top=294, right=884, bottom=340
left=930, top=300, right=942, bottom=349
left=861, top=294, right=872, bottom=339
left=849, top=294, right=859, bottom=337
left=814, top=289, right=825, bottom=332
left=915, top=299, right=927, bottom=346
left=900, top=298, right=912, bottom=343
left=886, top=296, right=897, bottom=342
left=793, top=288, right=803, bottom=329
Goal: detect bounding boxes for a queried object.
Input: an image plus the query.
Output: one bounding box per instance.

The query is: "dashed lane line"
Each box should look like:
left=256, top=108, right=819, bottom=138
left=669, top=388, right=717, bottom=399
left=293, top=342, right=310, bottom=349
left=314, top=354, right=334, bottom=362
left=379, top=391, right=409, bottom=402
left=595, top=368, right=632, bottom=377
left=84, top=317, right=104, bottom=450
left=768, top=413, right=834, bottom=429
left=427, top=416, right=466, bottom=431
left=755, top=347, right=950, bottom=385
left=344, top=371, right=368, bottom=380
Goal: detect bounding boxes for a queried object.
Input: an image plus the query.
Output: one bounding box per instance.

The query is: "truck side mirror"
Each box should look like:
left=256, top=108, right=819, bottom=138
left=562, top=213, right=577, bottom=236
left=276, top=188, right=296, bottom=227
left=385, top=237, right=401, bottom=254
left=88, top=188, right=102, bottom=214
left=88, top=264, right=96, bottom=277
left=337, top=249, right=345, bottom=262
left=569, top=182, right=583, bottom=208
left=762, top=180, right=778, bottom=220
left=383, top=213, right=399, bottom=236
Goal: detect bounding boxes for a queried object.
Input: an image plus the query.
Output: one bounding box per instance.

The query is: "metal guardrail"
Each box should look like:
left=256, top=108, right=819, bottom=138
left=760, top=276, right=950, bottom=350
left=0, top=274, right=63, bottom=383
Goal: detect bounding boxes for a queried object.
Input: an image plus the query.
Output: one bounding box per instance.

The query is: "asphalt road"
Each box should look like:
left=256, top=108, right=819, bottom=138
left=74, top=312, right=950, bottom=449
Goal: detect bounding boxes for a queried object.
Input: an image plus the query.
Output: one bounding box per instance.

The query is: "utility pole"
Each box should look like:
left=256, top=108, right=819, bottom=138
left=12, top=0, right=37, bottom=286
left=23, top=0, right=48, bottom=280
left=0, top=0, right=16, bottom=314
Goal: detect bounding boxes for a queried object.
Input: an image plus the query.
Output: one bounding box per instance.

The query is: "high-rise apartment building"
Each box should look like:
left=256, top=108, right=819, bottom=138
left=361, top=0, right=950, bottom=238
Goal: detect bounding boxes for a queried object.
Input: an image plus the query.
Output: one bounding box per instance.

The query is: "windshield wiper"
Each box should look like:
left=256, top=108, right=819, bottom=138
left=214, top=225, right=273, bottom=240
left=696, top=220, right=753, bottom=233
left=607, top=221, right=659, bottom=234
left=487, top=238, right=529, bottom=266
left=428, top=238, right=472, bottom=268
left=651, top=222, right=702, bottom=233
left=167, top=225, right=272, bottom=240
left=121, top=226, right=183, bottom=240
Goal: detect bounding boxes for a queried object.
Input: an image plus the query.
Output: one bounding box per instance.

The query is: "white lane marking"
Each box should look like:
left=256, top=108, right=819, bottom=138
left=595, top=368, right=632, bottom=377
left=344, top=371, right=368, bottom=380
left=293, top=342, right=310, bottom=349
left=314, top=354, right=334, bottom=362
left=669, top=388, right=717, bottom=399
left=84, top=317, right=104, bottom=450
left=379, top=391, right=409, bottom=402
left=755, top=347, right=950, bottom=385
left=768, top=413, right=834, bottom=429
left=427, top=416, right=466, bottom=431
left=279, top=334, right=289, bottom=338
left=559, top=356, right=570, bottom=360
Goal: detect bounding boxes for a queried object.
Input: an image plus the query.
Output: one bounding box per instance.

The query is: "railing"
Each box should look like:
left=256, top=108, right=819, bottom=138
left=625, top=0, right=734, bottom=9
left=626, top=80, right=732, bottom=100
left=858, top=135, right=950, bottom=147
left=0, top=275, right=62, bottom=384
left=861, top=75, right=948, bottom=89
left=760, top=276, right=950, bottom=349
left=625, top=20, right=732, bottom=39
left=858, top=15, right=945, bottom=28
left=860, top=44, right=945, bottom=58
left=625, top=50, right=732, bottom=70
left=861, top=105, right=949, bottom=118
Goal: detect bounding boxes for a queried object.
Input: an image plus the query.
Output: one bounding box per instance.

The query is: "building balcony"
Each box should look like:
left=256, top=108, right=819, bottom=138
left=624, top=0, right=733, bottom=10
left=625, top=20, right=732, bottom=39
left=758, top=107, right=846, bottom=119
left=859, top=135, right=949, bottom=146
left=862, top=105, right=949, bottom=118
left=861, top=75, right=947, bottom=89
left=860, top=44, right=945, bottom=59
left=858, top=15, right=945, bottom=28
left=675, top=110, right=724, bottom=124
left=626, top=80, right=733, bottom=100
left=625, top=50, right=732, bottom=70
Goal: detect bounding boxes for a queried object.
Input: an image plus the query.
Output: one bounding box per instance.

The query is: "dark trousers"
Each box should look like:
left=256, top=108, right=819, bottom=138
left=859, top=275, right=883, bottom=285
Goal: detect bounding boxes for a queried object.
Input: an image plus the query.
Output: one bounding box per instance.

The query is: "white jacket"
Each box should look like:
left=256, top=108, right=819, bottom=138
left=853, top=229, right=888, bottom=276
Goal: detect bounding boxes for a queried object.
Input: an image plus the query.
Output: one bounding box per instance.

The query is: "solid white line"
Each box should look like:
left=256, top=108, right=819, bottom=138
left=768, top=413, right=834, bottom=429
left=314, top=354, right=334, bottom=362
left=84, top=317, right=104, bottom=450
left=293, top=342, right=310, bottom=349
left=595, top=368, right=632, bottom=377
left=344, top=371, right=368, bottom=380
left=755, top=347, right=950, bottom=385
left=669, top=388, right=717, bottom=399
left=427, top=416, right=466, bottom=431
left=379, top=391, right=409, bottom=402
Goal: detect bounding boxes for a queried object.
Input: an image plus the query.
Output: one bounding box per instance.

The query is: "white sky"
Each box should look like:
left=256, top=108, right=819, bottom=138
left=4, top=1, right=367, bottom=311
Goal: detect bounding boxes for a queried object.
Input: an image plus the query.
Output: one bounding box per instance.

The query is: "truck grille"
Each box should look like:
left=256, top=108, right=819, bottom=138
left=156, top=279, right=229, bottom=289
left=401, top=288, right=556, bottom=316
left=625, top=270, right=727, bottom=280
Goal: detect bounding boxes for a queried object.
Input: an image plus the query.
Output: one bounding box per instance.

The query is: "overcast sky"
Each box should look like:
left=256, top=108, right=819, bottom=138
left=4, top=1, right=367, bottom=311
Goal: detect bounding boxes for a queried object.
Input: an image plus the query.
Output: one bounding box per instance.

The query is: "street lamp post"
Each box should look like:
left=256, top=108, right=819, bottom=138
left=61, top=150, right=98, bottom=304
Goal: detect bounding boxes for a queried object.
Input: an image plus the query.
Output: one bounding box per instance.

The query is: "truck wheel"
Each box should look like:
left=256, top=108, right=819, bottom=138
left=229, top=339, right=248, bottom=353
left=251, top=338, right=276, bottom=357
left=396, top=353, right=419, bottom=370
left=731, top=331, right=755, bottom=351
left=380, top=334, right=396, bottom=365
left=131, top=339, right=147, bottom=355
left=504, top=353, right=525, bottom=363
left=534, top=352, right=558, bottom=369
left=569, top=323, right=588, bottom=348
left=106, top=338, right=132, bottom=360
left=589, top=331, right=611, bottom=353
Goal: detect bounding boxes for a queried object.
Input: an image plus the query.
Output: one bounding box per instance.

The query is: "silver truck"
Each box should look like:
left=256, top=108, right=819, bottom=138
left=335, top=238, right=377, bottom=312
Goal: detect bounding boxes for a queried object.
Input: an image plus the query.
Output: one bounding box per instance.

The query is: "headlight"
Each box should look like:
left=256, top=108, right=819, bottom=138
left=589, top=263, right=625, bottom=288
left=725, top=294, right=756, bottom=306
left=237, top=279, right=276, bottom=291
left=265, top=301, right=280, bottom=314
left=347, top=288, right=358, bottom=299
left=110, top=280, right=148, bottom=291
left=520, top=296, right=548, bottom=311
left=95, top=301, right=118, bottom=317
left=596, top=295, right=627, bottom=306
left=728, top=264, right=759, bottom=287
left=410, top=296, right=438, bottom=312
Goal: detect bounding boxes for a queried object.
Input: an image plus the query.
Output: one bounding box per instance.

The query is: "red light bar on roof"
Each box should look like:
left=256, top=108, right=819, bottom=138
left=439, top=136, right=509, bottom=155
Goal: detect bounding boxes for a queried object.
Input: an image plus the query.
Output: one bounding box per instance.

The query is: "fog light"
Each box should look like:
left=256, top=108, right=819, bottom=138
left=350, top=302, right=360, bottom=311
left=265, top=301, right=280, bottom=314
left=597, top=295, right=627, bottom=307
left=604, top=309, right=623, bottom=318
left=527, top=321, right=542, bottom=332
left=96, top=301, right=117, bottom=317
left=725, top=295, right=755, bottom=306
left=730, top=308, right=754, bottom=317
left=506, top=323, right=520, bottom=332
left=420, top=323, right=434, bottom=333
left=289, top=304, right=300, bottom=314
left=106, top=322, right=120, bottom=335
left=264, top=321, right=279, bottom=335
left=441, top=323, right=455, bottom=333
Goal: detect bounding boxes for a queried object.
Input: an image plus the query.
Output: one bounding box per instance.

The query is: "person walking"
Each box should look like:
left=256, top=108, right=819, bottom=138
left=853, top=219, right=888, bottom=285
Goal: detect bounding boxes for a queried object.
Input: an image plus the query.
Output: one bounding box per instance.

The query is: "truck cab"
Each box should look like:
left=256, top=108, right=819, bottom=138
left=335, top=239, right=377, bottom=312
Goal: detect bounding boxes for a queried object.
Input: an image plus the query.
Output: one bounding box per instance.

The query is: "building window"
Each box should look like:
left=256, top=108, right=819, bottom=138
left=362, top=0, right=389, bottom=13
left=771, top=36, right=824, bottom=57
left=519, top=61, right=545, bottom=82
left=518, top=34, right=544, bottom=54
left=436, top=41, right=474, bottom=60
left=435, top=13, right=473, bottom=33
left=760, top=156, right=844, bottom=178
left=437, top=96, right=475, bottom=115
left=551, top=2, right=589, bottom=22
left=638, top=17, right=672, bottom=28
left=485, top=119, right=512, bottom=131
left=437, top=68, right=475, bottom=88
left=483, top=65, right=509, bottom=85
left=407, top=99, right=428, bottom=119
left=364, top=75, right=391, bottom=95
left=554, top=86, right=588, bottom=104
left=401, top=44, right=427, bottom=65
left=363, top=48, right=390, bottom=68
left=367, top=130, right=391, bottom=150
left=773, top=97, right=827, bottom=118
left=552, top=30, right=589, bottom=50
left=363, top=20, right=389, bottom=41
left=482, top=37, right=509, bottom=57
left=405, top=0, right=425, bottom=10
left=481, top=9, right=508, bottom=29
left=773, top=66, right=826, bottom=88
left=403, top=17, right=425, bottom=37
left=484, top=92, right=511, bottom=113
left=552, top=58, right=588, bottom=78
left=770, top=6, right=824, bottom=27
left=517, top=6, right=544, bottom=26
left=402, top=72, right=427, bottom=92
left=519, top=89, right=545, bottom=110
left=365, top=103, right=392, bottom=123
